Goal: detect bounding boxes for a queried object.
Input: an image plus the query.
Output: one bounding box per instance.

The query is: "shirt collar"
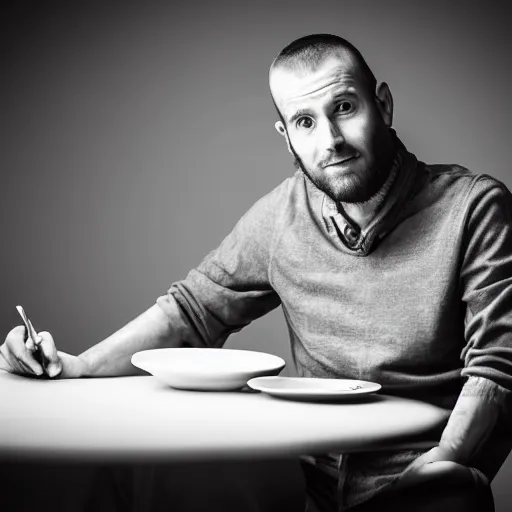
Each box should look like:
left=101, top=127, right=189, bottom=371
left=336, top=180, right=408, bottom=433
left=319, top=136, right=421, bottom=255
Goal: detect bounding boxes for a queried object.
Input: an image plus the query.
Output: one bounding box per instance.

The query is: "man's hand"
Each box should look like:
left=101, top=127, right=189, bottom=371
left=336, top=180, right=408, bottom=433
left=392, top=445, right=473, bottom=490
left=0, top=325, right=89, bottom=379
left=406, top=445, right=460, bottom=468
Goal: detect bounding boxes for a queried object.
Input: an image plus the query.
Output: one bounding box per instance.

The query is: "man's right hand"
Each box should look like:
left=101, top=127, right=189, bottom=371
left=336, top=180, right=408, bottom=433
left=0, top=326, right=89, bottom=379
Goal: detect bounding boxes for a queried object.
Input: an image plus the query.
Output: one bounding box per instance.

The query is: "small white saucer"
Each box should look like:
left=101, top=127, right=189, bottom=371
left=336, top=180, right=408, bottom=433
left=247, top=376, right=381, bottom=401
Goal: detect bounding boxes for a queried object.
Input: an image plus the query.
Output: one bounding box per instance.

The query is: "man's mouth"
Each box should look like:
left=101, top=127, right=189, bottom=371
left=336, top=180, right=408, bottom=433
left=323, top=155, right=359, bottom=168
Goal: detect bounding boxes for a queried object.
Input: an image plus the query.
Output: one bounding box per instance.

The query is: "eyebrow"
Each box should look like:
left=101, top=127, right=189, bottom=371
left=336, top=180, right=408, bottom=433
left=286, top=89, right=359, bottom=125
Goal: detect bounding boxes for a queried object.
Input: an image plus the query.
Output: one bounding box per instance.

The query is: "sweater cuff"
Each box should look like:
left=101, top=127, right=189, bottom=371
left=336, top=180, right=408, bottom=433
left=461, top=376, right=511, bottom=409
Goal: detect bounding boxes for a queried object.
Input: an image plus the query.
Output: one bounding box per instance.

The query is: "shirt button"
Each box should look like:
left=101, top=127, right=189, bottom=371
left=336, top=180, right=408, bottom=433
left=343, top=225, right=360, bottom=246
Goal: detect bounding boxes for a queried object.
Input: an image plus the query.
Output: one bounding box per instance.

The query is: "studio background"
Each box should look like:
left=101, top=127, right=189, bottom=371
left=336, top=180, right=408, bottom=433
left=1, top=0, right=511, bottom=510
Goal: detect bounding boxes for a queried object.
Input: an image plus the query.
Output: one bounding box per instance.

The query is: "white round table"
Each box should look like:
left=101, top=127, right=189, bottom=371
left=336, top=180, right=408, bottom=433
left=0, top=373, right=448, bottom=462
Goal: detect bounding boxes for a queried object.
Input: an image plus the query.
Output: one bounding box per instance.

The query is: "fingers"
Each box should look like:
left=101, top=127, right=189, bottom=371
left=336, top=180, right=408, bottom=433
left=0, top=341, right=21, bottom=373
left=38, top=331, right=62, bottom=378
left=25, top=335, right=36, bottom=351
left=2, top=325, right=61, bottom=378
left=413, top=461, right=474, bottom=486
left=2, top=325, right=42, bottom=375
left=394, top=460, right=473, bottom=491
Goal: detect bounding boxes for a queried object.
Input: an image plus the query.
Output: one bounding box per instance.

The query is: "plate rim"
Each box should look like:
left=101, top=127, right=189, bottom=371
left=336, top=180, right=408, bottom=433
left=131, top=348, right=286, bottom=375
left=247, top=376, right=382, bottom=396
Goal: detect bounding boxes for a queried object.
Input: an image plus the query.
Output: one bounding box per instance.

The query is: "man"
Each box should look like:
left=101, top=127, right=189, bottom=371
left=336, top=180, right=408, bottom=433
left=2, top=34, right=512, bottom=511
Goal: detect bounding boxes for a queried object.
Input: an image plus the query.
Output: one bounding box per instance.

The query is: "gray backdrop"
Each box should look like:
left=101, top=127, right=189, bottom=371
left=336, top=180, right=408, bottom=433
left=1, top=0, right=511, bottom=509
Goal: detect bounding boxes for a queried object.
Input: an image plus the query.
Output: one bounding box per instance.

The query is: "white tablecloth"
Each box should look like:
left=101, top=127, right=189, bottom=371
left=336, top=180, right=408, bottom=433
left=0, top=373, right=448, bottom=462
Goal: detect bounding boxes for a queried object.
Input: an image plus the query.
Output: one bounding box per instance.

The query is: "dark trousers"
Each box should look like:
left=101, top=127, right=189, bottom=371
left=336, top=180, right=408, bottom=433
left=303, top=458, right=495, bottom=512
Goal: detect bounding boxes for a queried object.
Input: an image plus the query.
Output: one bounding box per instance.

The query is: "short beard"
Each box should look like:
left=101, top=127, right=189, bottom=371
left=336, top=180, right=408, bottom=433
left=289, top=142, right=391, bottom=205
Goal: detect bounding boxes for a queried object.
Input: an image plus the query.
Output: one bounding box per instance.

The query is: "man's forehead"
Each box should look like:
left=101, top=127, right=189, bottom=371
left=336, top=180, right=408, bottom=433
left=270, top=52, right=362, bottom=113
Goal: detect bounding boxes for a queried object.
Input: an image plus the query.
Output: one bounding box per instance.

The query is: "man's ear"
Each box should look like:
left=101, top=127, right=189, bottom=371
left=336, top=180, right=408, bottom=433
left=275, top=121, right=293, bottom=155
left=375, top=82, right=393, bottom=127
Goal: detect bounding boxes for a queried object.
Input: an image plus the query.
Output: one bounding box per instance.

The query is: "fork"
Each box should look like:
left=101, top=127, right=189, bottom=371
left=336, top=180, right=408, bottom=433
left=16, top=305, right=48, bottom=376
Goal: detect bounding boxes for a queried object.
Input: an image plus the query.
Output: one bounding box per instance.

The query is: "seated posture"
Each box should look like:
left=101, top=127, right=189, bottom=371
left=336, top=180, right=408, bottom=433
left=2, top=34, right=512, bottom=512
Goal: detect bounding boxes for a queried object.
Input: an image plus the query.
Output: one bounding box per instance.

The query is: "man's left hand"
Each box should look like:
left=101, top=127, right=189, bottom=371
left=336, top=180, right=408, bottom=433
left=392, top=445, right=469, bottom=490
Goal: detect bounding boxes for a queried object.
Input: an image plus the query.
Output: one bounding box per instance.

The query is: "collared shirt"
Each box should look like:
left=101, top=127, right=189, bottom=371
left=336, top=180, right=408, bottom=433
left=157, top=141, right=512, bottom=510
left=321, top=150, right=401, bottom=251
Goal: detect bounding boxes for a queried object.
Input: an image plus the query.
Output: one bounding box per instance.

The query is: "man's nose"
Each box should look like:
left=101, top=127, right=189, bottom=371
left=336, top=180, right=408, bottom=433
left=318, top=118, right=344, bottom=152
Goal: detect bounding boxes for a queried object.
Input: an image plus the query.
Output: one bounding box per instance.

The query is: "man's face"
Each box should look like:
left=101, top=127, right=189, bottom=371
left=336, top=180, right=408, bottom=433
left=270, top=52, right=395, bottom=204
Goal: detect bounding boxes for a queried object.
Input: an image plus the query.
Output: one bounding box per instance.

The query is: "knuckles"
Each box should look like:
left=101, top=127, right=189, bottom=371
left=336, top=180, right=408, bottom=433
left=5, top=326, right=26, bottom=346
left=8, top=325, right=26, bottom=337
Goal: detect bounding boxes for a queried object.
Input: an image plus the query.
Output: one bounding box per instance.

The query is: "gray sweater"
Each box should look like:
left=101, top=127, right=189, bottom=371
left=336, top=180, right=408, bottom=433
left=157, top=144, right=512, bottom=509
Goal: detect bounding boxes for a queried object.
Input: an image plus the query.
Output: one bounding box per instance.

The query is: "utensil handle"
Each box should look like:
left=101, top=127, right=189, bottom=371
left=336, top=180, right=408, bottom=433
left=32, top=345, right=50, bottom=378
left=15, top=305, right=49, bottom=378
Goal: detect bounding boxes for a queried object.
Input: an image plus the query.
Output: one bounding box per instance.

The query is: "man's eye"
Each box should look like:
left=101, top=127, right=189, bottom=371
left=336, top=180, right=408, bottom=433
left=297, top=117, right=314, bottom=129
left=337, top=101, right=355, bottom=114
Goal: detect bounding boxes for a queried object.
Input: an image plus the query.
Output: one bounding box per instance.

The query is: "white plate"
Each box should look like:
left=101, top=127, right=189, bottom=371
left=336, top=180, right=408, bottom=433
left=247, top=376, right=381, bottom=401
left=131, top=348, right=285, bottom=391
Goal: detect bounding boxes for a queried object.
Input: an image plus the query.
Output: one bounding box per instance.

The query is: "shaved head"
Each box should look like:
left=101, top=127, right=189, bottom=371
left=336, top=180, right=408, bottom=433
left=270, top=34, right=377, bottom=100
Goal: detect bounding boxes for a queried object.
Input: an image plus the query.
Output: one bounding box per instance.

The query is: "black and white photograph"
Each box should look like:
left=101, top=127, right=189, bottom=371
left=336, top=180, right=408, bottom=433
left=1, top=1, right=511, bottom=511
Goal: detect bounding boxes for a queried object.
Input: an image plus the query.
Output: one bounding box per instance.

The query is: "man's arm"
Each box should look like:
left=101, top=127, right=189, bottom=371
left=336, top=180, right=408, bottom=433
left=0, top=303, right=180, bottom=378
left=397, top=178, right=512, bottom=485
left=78, top=178, right=290, bottom=378
left=77, top=303, right=178, bottom=377
left=394, top=376, right=508, bottom=490
left=425, top=178, right=512, bottom=466
left=437, top=377, right=507, bottom=464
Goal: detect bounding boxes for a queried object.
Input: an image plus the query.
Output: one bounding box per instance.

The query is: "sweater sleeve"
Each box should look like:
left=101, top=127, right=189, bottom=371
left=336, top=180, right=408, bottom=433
left=155, top=181, right=291, bottom=348
left=460, top=177, right=512, bottom=390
